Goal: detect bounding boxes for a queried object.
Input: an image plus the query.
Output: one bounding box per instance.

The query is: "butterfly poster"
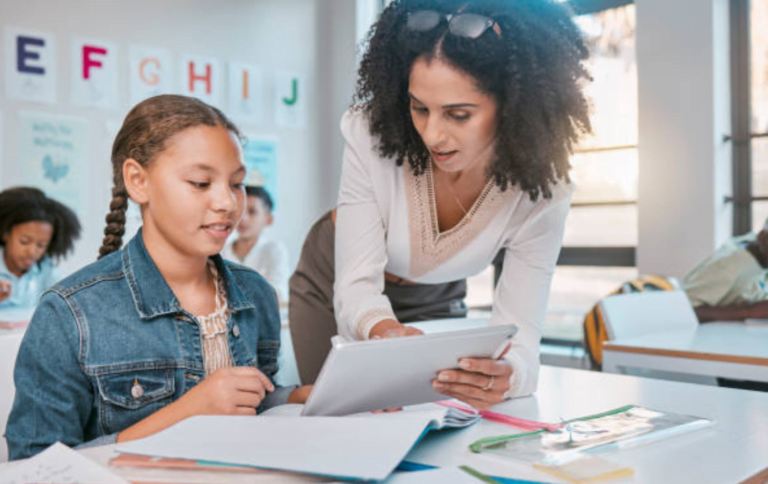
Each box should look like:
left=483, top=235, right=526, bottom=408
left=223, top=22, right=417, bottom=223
left=18, top=111, right=88, bottom=214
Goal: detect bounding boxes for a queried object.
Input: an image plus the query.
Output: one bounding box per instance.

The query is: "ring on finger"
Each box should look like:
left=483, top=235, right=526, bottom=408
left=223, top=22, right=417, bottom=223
left=482, top=375, right=495, bottom=391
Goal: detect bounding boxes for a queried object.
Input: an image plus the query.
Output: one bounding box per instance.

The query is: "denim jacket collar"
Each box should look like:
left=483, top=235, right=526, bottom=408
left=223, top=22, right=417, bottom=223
left=123, top=230, right=256, bottom=320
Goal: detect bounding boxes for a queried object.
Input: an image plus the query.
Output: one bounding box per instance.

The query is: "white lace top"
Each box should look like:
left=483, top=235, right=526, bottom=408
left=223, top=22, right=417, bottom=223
left=334, top=108, right=573, bottom=398
left=196, top=261, right=233, bottom=376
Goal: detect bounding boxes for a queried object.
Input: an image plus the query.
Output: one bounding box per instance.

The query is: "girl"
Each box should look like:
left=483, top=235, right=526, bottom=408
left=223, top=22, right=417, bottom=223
left=0, top=186, right=80, bottom=311
left=7, top=95, right=310, bottom=460
left=290, top=0, right=591, bottom=408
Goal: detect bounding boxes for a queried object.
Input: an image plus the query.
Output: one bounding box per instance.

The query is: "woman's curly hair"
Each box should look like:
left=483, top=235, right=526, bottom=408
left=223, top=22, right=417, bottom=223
left=0, top=186, right=81, bottom=261
left=355, top=0, right=592, bottom=200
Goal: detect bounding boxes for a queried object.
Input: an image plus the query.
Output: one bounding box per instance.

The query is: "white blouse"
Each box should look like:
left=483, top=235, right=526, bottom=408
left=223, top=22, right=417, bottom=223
left=333, top=108, right=573, bottom=398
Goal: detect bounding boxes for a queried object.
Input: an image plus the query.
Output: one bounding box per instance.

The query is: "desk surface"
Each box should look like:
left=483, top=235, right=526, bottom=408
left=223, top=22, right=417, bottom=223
left=603, top=322, right=768, bottom=366
left=3, top=365, right=766, bottom=484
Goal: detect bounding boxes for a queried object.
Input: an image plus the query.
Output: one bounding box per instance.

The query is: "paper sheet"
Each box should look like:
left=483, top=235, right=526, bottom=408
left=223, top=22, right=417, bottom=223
left=117, top=413, right=436, bottom=481
left=0, top=442, right=128, bottom=484
left=381, top=467, right=492, bottom=483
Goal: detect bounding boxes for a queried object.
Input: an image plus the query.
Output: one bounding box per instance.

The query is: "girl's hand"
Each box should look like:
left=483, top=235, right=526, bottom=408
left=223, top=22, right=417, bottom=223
left=432, top=358, right=513, bottom=410
left=180, top=366, right=275, bottom=416
left=0, top=280, right=11, bottom=303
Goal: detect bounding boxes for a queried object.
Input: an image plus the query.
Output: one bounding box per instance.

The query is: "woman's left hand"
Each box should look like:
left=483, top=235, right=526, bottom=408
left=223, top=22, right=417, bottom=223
left=432, top=358, right=513, bottom=410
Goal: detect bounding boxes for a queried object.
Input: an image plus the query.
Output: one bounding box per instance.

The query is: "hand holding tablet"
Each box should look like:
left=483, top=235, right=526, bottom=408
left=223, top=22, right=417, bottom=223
left=302, top=324, right=518, bottom=416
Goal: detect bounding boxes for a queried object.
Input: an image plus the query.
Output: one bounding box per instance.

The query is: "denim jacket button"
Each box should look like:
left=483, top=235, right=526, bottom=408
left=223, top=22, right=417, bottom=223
left=232, top=324, right=241, bottom=338
left=131, top=379, right=144, bottom=399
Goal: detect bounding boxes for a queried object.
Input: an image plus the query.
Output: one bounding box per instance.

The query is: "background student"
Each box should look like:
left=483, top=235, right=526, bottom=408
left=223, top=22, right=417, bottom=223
left=683, top=217, right=768, bottom=322
left=221, top=184, right=290, bottom=303
left=6, top=95, right=310, bottom=460
left=0, top=186, right=80, bottom=311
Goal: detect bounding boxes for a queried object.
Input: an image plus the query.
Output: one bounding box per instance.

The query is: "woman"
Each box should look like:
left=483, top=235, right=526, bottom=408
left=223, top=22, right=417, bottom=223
left=291, top=0, right=590, bottom=408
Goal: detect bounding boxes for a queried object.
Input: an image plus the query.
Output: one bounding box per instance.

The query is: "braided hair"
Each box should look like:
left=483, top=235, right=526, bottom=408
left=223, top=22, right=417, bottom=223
left=98, top=95, right=241, bottom=258
left=355, top=0, right=592, bottom=200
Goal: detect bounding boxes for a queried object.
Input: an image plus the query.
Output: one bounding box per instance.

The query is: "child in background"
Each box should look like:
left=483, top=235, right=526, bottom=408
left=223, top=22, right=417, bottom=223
left=0, top=187, right=80, bottom=310
left=221, top=184, right=290, bottom=303
left=6, top=95, right=311, bottom=460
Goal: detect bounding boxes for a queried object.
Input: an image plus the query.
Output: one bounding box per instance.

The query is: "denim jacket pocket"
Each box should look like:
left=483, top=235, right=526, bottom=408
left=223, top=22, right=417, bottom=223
left=96, top=368, right=176, bottom=434
left=256, top=339, right=280, bottom=376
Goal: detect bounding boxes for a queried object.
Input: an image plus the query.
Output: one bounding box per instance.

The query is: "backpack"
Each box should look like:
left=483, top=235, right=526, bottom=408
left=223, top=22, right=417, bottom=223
left=582, top=274, right=678, bottom=369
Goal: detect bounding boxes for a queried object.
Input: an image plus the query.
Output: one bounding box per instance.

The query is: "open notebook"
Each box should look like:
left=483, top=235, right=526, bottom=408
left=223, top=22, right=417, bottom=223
left=116, top=402, right=481, bottom=481
left=262, top=401, right=481, bottom=429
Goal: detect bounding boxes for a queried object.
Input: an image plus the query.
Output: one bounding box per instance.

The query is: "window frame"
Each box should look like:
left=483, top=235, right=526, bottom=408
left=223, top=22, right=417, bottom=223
left=728, top=0, right=757, bottom=235
left=544, top=1, right=639, bottom=345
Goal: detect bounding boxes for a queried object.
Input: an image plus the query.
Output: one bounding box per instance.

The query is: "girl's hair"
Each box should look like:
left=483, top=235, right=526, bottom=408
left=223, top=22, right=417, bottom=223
left=355, top=0, right=592, bottom=200
left=0, top=186, right=81, bottom=261
left=98, top=94, right=242, bottom=259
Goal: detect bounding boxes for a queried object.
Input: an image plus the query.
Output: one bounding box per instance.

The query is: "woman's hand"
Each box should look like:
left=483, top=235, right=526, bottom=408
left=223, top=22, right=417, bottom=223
left=369, top=319, right=424, bottom=339
left=0, top=280, right=11, bottom=303
left=179, top=366, right=274, bottom=416
left=432, top=358, right=513, bottom=410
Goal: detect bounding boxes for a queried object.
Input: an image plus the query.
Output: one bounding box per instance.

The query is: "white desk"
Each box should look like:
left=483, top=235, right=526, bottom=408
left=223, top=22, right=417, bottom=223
left=2, top=366, right=766, bottom=484
left=0, top=328, right=25, bottom=463
left=602, top=322, right=768, bottom=383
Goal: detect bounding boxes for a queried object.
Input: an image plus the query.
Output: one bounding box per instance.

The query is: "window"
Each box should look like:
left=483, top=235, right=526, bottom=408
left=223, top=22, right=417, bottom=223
left=543, top=2, right=639, bottom=342
left=731, top=0, right=768, bottom=233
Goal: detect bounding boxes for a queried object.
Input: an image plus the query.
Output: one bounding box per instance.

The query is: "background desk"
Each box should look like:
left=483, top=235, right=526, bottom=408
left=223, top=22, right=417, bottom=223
left=0, top=328, right=25, bottom=463
left=2, top=366, right=766, bottom=484
left=602, top=322, right=768, bottom=383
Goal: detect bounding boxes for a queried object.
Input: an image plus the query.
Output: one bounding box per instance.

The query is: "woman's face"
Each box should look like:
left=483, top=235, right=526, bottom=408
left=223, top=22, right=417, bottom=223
left=2, top=221, right=53, bottom=276
left=408, top=56, right=499, bottom=175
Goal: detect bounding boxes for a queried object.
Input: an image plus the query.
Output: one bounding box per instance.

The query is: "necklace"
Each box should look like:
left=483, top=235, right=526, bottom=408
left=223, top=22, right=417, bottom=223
left=439, top=174, right=472, bottom=221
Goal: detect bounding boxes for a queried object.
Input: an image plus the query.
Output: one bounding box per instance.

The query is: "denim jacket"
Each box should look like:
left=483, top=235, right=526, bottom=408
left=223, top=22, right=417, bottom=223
left=6, top=231, right=293, bottom=460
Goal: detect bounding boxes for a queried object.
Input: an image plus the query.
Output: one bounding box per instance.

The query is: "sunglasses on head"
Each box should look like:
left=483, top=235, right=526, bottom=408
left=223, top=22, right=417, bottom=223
left=406, top=10, right=500, bottom=40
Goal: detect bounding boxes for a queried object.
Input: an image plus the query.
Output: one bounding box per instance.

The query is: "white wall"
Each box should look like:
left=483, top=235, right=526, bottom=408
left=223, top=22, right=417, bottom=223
left=0, top=0, right=359, bottom=277
left=636, top=0, right=733, bottom=278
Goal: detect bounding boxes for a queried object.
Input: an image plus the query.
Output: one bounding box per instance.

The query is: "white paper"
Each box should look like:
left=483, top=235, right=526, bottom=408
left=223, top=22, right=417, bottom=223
left=261, top=402, right=480, bottom=430
left=0, top=442, right=128, bottom=484
left=129, top=45, right=173, bottom=105
left=274, top=70, right=307, bottom=129
left=71, top=38, right=118, bottom=109
left=381, top=467, right=488, bottom=484
left=228, top=62, right=263, bottom=124
left=180, top=54, right=221, bottom=107
left=117, top=413, right=434, bottom=481
left=18, top=111, right=89, bottom=215
left=5, top=27, right=57, bottom=104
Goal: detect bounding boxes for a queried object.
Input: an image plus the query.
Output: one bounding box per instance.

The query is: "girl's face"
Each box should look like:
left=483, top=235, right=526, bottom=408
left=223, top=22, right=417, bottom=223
left=135, top=125, right=246, bottom=260
left=408, top=56, right=499, bottom=175
left=237, top=195, right=273, bottom=241
left=2, top=221, right=53, bottom=276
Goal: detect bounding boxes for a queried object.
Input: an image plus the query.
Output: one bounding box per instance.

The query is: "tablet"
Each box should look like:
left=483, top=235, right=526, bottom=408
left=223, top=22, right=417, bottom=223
left=301, top=324, right=518, bottom=416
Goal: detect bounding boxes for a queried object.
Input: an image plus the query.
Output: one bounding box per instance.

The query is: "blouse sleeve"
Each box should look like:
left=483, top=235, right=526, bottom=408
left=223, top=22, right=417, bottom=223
left=333, top=109, right=397, bottom=340
left=492, top=183, right=573, bottom=398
